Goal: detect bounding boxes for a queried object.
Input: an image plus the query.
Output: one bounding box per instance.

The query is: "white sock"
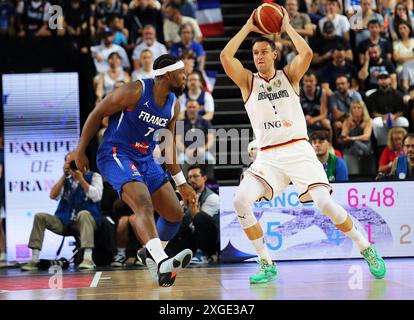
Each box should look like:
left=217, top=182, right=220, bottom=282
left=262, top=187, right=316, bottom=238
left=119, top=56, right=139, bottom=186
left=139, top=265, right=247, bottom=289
left=161, top=241, right=169, bottom=250
left=32, top=249, right=39, bottom=262
left=146, top=238, right=168, bottom=265
left=117, top=248, right=126, bottom=257
left=83, top=248, right=93, bottom=260
left=251, top=237, right=273, bottom=265
left=345, top=226, right=371, bottom=252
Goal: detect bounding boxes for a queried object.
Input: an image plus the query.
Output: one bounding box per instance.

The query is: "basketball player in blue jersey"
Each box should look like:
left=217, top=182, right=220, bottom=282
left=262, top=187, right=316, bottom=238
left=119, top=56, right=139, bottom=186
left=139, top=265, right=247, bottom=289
left=74, top=54, right=197, bottom=287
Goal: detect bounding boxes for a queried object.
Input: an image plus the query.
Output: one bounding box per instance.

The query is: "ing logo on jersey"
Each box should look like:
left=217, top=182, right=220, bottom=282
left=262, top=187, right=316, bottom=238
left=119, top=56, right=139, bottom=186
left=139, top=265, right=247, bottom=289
left=131, top=141, right=149, bottom=154
left=129, top=164, right=141, bottom=176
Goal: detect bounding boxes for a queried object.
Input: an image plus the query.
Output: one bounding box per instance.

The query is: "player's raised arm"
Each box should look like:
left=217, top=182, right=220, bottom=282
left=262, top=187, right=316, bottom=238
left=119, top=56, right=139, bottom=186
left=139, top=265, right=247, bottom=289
left=281, top=7, right=313, bottom=91
left=74, top=82, right=142, bottom=172
left=220, top=12, right=263, bottom=97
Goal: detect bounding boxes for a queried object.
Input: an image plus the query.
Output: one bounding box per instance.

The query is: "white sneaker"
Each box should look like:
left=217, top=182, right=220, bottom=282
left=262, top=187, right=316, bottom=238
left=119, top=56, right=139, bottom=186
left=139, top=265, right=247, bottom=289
left=78, top=259, right=96, bottom=270
left=110, top=254, right=126, bottom=268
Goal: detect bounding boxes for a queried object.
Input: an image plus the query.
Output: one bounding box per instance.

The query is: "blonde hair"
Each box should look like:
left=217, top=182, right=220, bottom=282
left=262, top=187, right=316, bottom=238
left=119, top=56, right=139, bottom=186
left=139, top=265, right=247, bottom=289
left=349, top=100, right=371, bottom=123
left=386, top=127, right=408, bottom=149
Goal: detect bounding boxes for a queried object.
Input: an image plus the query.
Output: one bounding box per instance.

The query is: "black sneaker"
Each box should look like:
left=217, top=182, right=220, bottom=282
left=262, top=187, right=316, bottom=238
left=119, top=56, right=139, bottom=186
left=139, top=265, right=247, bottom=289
left=110, top=254, right=126, bottom=268
left=136, top=247, right=147, bottom=266
left=137, top=248, right=158, bottom=281
left=156, top=249, right=193, bottom=287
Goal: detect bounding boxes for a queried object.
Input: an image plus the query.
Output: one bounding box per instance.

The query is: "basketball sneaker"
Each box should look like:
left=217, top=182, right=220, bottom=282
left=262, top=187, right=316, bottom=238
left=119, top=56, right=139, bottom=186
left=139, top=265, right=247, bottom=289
left=361, top=245, right=386, bottom=279
left=110, top=253, right=126, bottom=268
left=249, top=259, right=278, bottom=284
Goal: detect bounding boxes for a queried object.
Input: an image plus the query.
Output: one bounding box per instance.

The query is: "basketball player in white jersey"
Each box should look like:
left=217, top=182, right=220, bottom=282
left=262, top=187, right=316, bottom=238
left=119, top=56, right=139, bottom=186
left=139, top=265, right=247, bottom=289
left=220, top=9, right=386, bottom=283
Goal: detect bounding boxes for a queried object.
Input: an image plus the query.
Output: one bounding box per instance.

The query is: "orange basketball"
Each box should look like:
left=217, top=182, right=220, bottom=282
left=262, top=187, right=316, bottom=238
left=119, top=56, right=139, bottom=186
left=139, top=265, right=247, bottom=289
left=253, top=3, right=284, bottom=34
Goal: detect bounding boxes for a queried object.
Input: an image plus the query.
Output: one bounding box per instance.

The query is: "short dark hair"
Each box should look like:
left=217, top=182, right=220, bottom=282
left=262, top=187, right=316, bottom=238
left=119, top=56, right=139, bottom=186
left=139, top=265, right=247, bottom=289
left=304, top=69, right=318, bottom=79
left=252, top=36, right=276, bottom=51
left=403, top=133, right=414, bottom=145
left=310, top=130, right=332, bottom=143
left=108, top=52, right=122, bottom=60
left=367, top=19, right=380, bottom=27
left=335, top=74, right=350, bottom=83
left=187, top=164, right=207, bottom=176
left=334, top=44, right=346, bottom=52
left=166, top=2, right=181, bottom=11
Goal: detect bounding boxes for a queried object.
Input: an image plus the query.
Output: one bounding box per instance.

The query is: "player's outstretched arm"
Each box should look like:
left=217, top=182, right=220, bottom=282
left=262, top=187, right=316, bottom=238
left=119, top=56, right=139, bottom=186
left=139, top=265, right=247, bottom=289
left=220, top=12, right=263, bottom=97
left=281, top=7, right=313, bottom=91
left=74, top=82, right=142, bottom=172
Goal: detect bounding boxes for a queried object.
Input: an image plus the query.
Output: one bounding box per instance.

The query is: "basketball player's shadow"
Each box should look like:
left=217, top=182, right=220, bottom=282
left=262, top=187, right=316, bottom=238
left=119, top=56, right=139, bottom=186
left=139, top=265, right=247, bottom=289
left=249, top=282, right=278, bottom=300
left=367, top=279, right=388, bottom=300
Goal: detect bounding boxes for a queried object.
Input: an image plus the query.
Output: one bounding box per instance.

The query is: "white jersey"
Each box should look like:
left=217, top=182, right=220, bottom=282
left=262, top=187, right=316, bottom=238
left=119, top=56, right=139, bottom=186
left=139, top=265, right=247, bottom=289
left=244, top=70, right=308, bottom=149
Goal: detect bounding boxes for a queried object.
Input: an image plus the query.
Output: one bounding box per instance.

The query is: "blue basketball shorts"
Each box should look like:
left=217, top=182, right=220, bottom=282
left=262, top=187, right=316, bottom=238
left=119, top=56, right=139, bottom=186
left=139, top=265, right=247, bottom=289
left=97, top=144, right=168, bottom=196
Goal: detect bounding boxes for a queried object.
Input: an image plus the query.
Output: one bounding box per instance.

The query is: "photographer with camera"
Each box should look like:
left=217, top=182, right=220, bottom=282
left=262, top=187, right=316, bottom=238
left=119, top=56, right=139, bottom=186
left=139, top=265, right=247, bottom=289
left=21, top=153, right=103, bottom=271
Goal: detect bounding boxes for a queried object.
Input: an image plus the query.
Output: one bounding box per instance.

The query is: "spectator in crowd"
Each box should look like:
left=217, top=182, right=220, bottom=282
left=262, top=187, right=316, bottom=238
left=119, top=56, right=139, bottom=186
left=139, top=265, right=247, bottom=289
left=319, top=45, right=359, bottom=95
left=393, top=21, right=414, bottom=73
left=311, top=20, right=352, bottom=67
left=390, top=132, right=414, bottom=179
left=339, top=100, right=373, bottom=156
left=366, top=70, right=409, bottom=145
left=163, top=1, right=202, bottom=48
left=107, top=15, right=128, bottom=47
left=94, top=0, right=127, bottom=34
left=357, top=19, right=393, bottom=66
left=61, top=0, right=91, bottom=37
left=180, top=49, right=197, bottom=75
left=308, top=0, right=325, bottom=24
left=310, top=130, right=349, bottom=181
left=318, top=0, right=350, bottom=41
left=17, top=0, right=52, bottom=37
left=276, top=0, right=314, bottom=60
left=132, top=24, right=167, bottom=70
left=330, top=75, right=363, bottom=139
left=300, top=70, right=331, bottom=133
left=358, top=44, right=397, bottom=91
left=131, top=49, right=154, bottom=81
left=178, top=71, right=214, bottom=121
left=349, top=0, right=384, bottom=47
left=21, top=153, right=103, bottom=271
left=389, top=2, right=414, bottom=41
left=170, top=0, right=196, bottom=18
left=0, top=130, right=5, bottom=263
left=378, top=127, right=407, bottom=174
left=90, top=27, right=130, bottom=73
left=0, top=0, right=16, bottom=36
left=126, top=0, right=164, bottom=45
left=167, top=165, right=219, bottom=265
left=110, top=199, right=142, bottom=267
left=408, top=85, right=414, bottom=131
left=96, top=80, right=125, bottom=145
left=170, top=23, right=205, bottom=71
left=401, top=61, right=414, bottom=93
left=176, top=100, right=215, bottom=166
left=95, top=52, right=131, bottom=102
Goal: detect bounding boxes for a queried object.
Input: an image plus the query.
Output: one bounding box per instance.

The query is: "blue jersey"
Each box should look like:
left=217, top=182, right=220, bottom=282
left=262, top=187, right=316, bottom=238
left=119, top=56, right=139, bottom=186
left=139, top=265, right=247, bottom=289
left=102, top=78, right=176, bottom=157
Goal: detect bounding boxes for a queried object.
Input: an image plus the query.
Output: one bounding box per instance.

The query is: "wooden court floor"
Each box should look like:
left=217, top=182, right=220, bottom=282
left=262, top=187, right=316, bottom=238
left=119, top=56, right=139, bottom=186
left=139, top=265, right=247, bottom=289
left=0, top=258, right=413, bottom=300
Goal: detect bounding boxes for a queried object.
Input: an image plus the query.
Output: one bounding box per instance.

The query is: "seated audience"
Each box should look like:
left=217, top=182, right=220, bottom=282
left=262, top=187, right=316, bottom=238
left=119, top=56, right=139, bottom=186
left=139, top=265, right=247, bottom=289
left=170, top=23, right=205, bottom=71
left=300, top=70, right=331, bottom=133
left=163, top=2, right=202, bottom=48
left=339, top=100, right=373, bottom=157
left=90, top=27, right=130, bottom=73
left=318, top=0, right=350, bottom=41
left=132, top=25, right=167, bottom=70
left=176, top=100, right=215, bottom=166
left=401, top=61, right=414, bottom=93
left=21, top=153, right=103, bottom=271
left=378, top=127, right=408, bottom=174
left=95, top=52, right=131, bottom=102
left=329, top=75, right=362, bottom=140
left=359, top=44, right=397, bottom=91
left=94, top=0, right=127, bottom=34
left=310, top=130, right=349, bottom=181
left=17, top=0, right=52, bottom=37
left=168, top=165, right=219, bottom=264
left=131, top=49, right=154, bottom=81
left=366, top=70, right=409, bottom=145
left=393, top=21, right=414, bottom=74
left=390, top=132, right=414, bottom=179
left=178, top=71, right=215, bottom=121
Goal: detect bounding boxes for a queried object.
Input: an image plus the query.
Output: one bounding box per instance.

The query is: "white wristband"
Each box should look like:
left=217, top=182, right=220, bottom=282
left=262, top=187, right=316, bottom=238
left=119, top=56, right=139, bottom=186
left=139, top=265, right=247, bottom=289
left=172, top=171, right=186, bottom=186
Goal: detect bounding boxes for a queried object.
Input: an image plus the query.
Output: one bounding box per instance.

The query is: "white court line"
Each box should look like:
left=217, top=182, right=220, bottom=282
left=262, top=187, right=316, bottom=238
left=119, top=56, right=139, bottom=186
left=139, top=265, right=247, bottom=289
left=90, top=272, right=102, bottom=288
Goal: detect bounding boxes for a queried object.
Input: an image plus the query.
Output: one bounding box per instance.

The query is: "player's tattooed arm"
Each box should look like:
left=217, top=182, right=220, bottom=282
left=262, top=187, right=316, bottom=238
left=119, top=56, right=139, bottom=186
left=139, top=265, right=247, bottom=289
left=74, top=82, right=142, bottom=172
